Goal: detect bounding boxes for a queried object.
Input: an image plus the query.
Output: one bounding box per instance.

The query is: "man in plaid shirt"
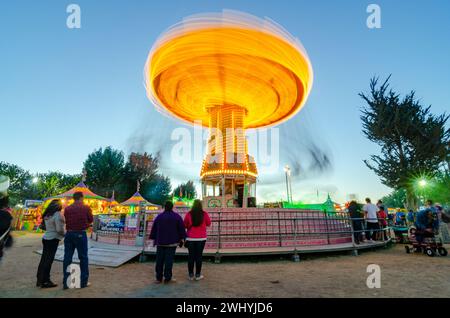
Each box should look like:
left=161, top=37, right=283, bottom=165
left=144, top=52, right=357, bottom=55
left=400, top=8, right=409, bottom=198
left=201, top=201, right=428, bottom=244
left=63, top=191, right=93, bottom=289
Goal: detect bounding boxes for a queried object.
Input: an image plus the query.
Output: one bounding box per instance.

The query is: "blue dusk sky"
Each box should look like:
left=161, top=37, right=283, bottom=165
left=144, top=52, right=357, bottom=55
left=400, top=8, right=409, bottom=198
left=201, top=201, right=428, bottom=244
left=1, top=0, right=449, bottom=203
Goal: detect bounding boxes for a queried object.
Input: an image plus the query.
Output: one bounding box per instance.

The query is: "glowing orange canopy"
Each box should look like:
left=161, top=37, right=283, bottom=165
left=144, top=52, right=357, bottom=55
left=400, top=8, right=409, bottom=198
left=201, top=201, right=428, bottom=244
left=145, top=10, right=313, bottom=129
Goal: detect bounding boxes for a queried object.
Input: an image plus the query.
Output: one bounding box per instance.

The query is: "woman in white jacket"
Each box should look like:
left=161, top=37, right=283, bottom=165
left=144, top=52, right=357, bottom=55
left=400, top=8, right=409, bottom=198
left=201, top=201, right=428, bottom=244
left=36, top=199, right=65, bottom=288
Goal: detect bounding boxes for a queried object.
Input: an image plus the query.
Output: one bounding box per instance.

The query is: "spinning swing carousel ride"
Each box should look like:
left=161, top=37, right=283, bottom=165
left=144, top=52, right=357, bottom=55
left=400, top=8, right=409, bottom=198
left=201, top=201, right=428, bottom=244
left=145, top=10, right=313, bottom=208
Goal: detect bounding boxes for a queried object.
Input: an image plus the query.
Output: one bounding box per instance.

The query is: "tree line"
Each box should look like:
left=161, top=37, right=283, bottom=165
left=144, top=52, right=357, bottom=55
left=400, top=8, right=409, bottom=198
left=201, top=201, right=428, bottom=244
left=0, top=147, right=197, bottom=206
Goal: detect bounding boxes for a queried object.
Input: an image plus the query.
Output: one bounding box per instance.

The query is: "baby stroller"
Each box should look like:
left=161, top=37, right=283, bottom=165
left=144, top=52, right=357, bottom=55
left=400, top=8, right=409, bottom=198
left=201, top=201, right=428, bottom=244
left=404, top=226, right=447, bottom=257
left=392, top=225, right=409, bottom=243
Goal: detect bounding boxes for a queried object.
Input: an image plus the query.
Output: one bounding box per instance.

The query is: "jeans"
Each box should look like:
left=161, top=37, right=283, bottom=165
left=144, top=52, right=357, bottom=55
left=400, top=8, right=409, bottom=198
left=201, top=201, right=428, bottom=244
left=187, top=240, right=206, bottom=276
left=155, top=246, right=177, bottom=282
left=36, top=238, right=60, bottom=284
left=352, top=221, right=363, bottom=243
left=366, top=222, right=379, bottom=240
left=63, top=231, right=89, bottom=288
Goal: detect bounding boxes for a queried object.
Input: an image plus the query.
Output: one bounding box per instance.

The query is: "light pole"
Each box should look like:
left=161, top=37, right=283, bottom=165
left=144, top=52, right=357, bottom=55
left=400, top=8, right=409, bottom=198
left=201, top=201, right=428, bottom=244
left=284, top=165, right=292, bottom=203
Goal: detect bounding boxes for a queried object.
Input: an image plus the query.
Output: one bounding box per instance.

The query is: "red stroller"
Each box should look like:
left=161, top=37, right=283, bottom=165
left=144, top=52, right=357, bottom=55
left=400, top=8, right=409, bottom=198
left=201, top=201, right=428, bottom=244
left=405, top=226, right=447, bottom=257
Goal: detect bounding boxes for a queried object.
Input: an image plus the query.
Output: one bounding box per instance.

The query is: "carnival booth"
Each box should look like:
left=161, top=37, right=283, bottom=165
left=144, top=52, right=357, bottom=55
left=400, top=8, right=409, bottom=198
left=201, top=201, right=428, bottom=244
left=13, top=200, right=43, bottom=231
left=172, top=196, right=194, bottom=209
left=93, top=191, right=161, bottom=245
left=43, top=181, right=109, bottom=215
left=119, top=191, right=160, bottom=213
left=106, top=193, right=121, bottom=214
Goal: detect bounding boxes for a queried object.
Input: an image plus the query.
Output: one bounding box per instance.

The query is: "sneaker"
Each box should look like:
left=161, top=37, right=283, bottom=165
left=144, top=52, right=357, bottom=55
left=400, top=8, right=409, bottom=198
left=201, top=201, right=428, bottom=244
left=195, top=275, right=204, bottom=281
left=188, top=275, right=195, bottom=281
left=41, top=281, right=58, bottom=288
left=154, top=279, right=163, bottom=284
left=164, top=278, right=177, bottom=284
left=81, top=282, right=91, bottom=288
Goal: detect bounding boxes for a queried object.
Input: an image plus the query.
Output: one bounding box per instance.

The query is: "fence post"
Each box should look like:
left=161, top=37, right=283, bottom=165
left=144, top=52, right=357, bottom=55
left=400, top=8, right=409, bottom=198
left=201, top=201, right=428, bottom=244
left=324, top=210, right=330, bottom=245
left=139, top=211, right=148, bottom=263
left=215, top=211, right=222, bottom=264
left=277, top=211, right=282, bottom=247
left=292, top=219, right=300, bottom=262
left=350, top=215, right=358, bottom=256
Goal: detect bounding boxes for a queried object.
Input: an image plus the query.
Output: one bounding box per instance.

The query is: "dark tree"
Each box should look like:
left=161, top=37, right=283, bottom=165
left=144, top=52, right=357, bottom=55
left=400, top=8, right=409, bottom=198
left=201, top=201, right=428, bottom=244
left=360, top=76, right=449, bottom=209
left=172, top=180, right=197, bottom=199
left=142, top=174, right=172, bottom=205
left=118, top=152, right=161, bottom=201
left=83, top=147, right=125, bottom=197
left=381, top=188, right=407, bottom=209
left=0, top=162, right=32, bottom=206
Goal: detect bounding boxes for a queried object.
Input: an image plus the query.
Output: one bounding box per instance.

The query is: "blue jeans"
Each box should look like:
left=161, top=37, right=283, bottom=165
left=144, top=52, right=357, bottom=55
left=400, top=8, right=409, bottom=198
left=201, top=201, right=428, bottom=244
left=155, top=246, right=177, bottom=282
left=63, top=231, right=89, bottom=288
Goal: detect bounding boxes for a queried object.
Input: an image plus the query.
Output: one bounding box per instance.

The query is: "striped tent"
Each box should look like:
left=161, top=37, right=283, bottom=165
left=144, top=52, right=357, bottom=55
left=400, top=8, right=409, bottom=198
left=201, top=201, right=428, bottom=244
left=120, top=191, right=160, bottom=209
left=45, top=181, right=107, bottom=201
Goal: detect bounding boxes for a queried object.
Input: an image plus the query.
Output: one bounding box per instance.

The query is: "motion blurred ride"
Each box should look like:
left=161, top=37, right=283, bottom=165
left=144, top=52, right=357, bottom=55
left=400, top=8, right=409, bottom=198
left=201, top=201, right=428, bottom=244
left=145, top=11, right=313, bottom=208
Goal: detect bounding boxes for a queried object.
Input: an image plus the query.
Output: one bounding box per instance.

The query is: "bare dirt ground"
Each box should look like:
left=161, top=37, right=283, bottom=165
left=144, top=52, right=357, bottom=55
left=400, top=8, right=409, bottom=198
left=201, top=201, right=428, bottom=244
left=1, top=232, right=449, bottom=298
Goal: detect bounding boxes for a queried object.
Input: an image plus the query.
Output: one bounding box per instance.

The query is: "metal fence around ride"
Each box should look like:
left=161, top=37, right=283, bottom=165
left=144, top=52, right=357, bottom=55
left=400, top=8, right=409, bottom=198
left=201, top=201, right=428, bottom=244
left=92, top=210, right=392, bottom=250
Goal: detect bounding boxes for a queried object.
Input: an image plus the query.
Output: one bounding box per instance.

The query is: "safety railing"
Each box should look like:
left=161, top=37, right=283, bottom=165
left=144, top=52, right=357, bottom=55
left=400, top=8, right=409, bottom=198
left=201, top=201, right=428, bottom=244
left=92, top=210, right=392, bottom=251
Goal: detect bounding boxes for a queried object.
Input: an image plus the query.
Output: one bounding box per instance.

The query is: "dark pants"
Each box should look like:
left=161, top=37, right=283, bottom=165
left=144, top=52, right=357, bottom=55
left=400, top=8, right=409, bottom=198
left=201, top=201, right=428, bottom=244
left=187, top=240, right=206, bottom=276
left=415, top=229, right=434, bottom=243
left=63, top=231, right=89, bottom=288
left=155, top=246, right=177, bottom=282
left=37, top=238, right=60, bottom=285
left=352, top=221, right=363, bottom=243
left=366, top=222, right=379, bottom=240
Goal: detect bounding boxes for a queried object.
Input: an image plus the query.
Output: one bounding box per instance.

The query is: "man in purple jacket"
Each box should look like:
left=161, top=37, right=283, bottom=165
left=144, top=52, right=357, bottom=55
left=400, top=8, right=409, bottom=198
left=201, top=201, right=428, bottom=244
left=149, top=201, right=186, bottom=284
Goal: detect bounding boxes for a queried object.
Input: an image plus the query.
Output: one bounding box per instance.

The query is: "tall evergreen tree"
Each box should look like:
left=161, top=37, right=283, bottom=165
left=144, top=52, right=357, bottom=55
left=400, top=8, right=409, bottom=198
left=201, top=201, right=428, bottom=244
left=360, top=76, right=449, bottom=209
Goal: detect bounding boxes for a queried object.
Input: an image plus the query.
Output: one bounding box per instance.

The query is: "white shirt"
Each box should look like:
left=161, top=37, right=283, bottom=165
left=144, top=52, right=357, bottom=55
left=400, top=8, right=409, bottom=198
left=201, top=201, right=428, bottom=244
left=363, top=203, right=379, bottom=223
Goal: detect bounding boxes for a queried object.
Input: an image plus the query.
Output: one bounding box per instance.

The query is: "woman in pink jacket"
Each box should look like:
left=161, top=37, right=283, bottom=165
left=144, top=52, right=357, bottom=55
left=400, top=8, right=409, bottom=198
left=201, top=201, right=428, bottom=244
left=184, top=199, right=211, bottom=281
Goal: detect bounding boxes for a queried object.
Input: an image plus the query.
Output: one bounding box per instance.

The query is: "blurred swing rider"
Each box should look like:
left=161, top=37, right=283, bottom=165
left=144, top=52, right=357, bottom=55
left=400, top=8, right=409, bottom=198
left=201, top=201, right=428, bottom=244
left=0, top=175, right=13, bottom=260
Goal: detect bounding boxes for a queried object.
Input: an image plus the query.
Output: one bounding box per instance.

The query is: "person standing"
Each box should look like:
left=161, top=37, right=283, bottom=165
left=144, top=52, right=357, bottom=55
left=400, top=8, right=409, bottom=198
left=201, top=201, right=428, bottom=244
left=363, top=198, right=379, bottom=242
left=149, top=201, right=186, bottom=284
left=184, top=199, right=211, bottom=280
left=435, top=205, right=450, bottom=243
left=36, top=199, right=65, bottom=288
left=63, top=192, right=93, bottom=289
left=348, top=200, right=363, bottom=244
left=0, top=176, right=13, bottom=261
left=406, top=209, right=415, bottom=226
left=377, top=206, right=388, bottom=241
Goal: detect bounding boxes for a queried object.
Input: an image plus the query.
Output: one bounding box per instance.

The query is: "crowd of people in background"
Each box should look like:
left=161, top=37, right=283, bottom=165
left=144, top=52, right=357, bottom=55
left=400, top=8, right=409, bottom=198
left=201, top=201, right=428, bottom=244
left=347, top=197, right=449, bottom=245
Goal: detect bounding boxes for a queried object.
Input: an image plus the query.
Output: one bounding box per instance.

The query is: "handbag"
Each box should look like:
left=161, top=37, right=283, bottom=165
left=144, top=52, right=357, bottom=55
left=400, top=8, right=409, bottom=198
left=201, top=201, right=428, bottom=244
left=39, top=219, right=46, bottom=231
